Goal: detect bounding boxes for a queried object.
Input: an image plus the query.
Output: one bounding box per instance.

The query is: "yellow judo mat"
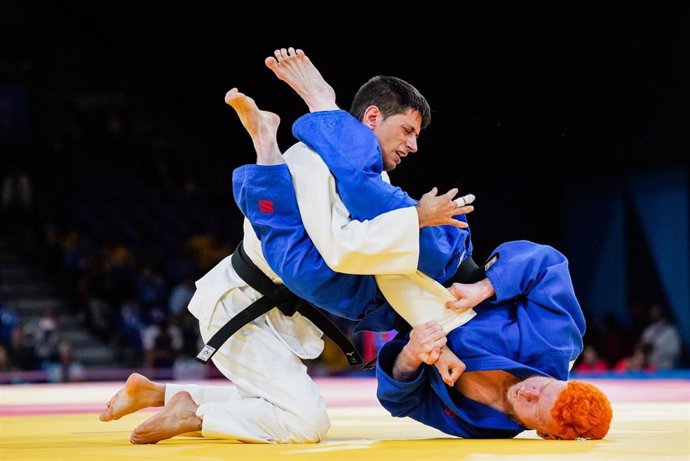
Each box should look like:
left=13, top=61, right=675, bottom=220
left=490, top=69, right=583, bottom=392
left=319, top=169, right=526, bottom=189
left=1, top=377, right=688, bottom=460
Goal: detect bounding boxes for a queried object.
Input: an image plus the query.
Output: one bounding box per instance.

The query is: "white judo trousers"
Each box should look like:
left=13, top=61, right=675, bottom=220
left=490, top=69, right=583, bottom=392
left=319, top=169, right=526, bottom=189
left=167, top=223, right=329, bottom=442
left=164, top=143, right=474, bottom=443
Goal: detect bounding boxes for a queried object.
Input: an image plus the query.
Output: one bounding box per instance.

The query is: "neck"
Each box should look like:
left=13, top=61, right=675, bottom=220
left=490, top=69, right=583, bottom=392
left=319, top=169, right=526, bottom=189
left=454, top=370, right=521, bottom=413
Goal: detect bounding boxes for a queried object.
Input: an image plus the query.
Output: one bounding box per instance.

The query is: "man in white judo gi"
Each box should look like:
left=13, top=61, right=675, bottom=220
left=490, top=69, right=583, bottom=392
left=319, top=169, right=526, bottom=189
left=99, top=48, right=476, bottom=444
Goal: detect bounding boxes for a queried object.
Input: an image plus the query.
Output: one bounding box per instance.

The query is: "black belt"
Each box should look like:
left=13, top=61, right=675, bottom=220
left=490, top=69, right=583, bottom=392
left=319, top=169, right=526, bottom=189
left=196, top=242, right=363, bottom=367
left=444, top=254, right=487, bottom=286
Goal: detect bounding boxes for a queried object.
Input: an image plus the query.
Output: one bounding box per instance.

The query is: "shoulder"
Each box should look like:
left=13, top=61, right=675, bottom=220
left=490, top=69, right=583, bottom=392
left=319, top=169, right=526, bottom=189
left=284, top=142, right=327, bottom=170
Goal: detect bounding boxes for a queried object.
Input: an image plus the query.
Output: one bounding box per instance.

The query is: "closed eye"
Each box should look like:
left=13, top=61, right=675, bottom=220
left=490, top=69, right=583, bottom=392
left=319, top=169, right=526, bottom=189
left=403, top=126, right=419, bottom=137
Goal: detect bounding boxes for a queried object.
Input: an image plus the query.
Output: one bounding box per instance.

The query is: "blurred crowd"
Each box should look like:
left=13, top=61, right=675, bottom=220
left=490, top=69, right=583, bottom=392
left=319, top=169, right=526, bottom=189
left=1, top=42, right=686, bottom=383
left=0, top=95, right=686, bottom=381
left=574, top=302, right=683, bottom=374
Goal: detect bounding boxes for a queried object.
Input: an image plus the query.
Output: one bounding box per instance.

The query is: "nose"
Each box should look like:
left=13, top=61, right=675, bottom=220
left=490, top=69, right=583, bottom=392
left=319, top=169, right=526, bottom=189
left=406, top=136, right=418, bottom=153
left=518, top=386, right=539, bottom=401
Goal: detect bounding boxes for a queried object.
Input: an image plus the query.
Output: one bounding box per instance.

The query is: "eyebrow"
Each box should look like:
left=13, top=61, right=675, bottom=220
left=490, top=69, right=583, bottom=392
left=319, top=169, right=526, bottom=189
left=403, top=124, right=420, bottom=137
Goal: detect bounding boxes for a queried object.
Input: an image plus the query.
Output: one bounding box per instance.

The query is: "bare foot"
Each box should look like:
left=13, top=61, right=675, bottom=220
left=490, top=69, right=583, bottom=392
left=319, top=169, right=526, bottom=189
left=225, top=88, right=284, bottom=165
left=99, top=373, right=165, bottom=422
left=130, top=391, right=201, bottom=444
left=265, top=47, right=338, bottom=113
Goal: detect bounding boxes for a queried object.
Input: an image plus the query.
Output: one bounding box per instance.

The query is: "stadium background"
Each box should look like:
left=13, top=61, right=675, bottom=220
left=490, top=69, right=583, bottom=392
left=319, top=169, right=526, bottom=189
left=1, top=2, right=688, bottom=381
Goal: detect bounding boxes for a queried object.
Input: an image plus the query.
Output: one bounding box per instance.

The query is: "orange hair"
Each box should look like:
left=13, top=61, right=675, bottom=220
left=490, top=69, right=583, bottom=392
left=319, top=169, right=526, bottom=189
left=549, top=381, right=613, bottom=440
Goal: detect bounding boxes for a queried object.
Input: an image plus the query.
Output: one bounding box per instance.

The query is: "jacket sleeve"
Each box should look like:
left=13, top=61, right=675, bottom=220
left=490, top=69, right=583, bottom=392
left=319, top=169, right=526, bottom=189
left=285, top=142, right=420, bottom=275
left=291, top=110, right=471, bottom=282
left=376, top=339, right=464, bottom=437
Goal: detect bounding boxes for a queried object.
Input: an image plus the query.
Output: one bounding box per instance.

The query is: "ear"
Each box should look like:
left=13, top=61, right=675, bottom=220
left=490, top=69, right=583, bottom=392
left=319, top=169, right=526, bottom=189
left=361, top=105, right=381, bottom=129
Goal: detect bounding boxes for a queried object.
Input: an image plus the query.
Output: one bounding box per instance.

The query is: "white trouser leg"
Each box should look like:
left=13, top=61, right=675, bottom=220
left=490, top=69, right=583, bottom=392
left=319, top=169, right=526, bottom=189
left=178, top=288, right=330, bottom=443
left=165, top=382, right=241, bottom=405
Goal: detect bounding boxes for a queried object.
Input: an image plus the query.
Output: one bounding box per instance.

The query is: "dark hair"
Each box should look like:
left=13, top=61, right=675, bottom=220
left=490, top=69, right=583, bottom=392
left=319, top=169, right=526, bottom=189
left=349, top=75, right=431, bottom=129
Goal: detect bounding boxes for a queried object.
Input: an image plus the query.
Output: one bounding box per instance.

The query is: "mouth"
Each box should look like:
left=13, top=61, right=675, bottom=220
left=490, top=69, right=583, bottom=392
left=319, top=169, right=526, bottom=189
left=395, top=151, right=407, bottom=163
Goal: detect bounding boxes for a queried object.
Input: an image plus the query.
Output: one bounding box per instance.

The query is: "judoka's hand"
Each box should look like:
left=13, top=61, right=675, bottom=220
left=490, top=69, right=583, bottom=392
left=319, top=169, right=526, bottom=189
left=434, top=346, right=466, bottom=386
left=392, top=321, right=447, bottom=381
left=408, top=320, right=447, bottom=365
left=416, top=187, right=474, bottom=229
left=446, top=278, right=495, bottom=311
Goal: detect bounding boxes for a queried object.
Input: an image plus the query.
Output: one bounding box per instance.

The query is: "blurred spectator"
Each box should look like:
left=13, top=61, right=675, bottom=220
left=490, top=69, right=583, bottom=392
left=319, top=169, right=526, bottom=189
left=0, top=344, right=12, bottom=372
left=7, top=326, right=38, bottom=370
left=598, top=313, right=629, bottom=367
left=86, top=296, right=113, bottom=341
left=168, top=277, right=195, bottom=317
left=141, top=308, right=183, bottom=369
left=171, top=307, right=206, bottom=380
left=575, top=344, right=609, bottom=374
left=54, top=339, right=85, bottom=382
left=640, top=302, right=681, bottom=370
left=613, top=341, right=655, bottom=373
left=136, top=266, right=167, bottom=311
left=34, top=309, right=60, bottom=366
left=0, top=301, right=18, bottom=345
left=112, top=298, right=144, bottom=366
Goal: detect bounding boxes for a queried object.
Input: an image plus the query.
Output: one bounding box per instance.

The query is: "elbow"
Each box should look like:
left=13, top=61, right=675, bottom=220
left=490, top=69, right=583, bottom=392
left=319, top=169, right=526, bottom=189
left=378, top=399, right=415, bottom=418
left=320, top=252, right=347, bottom=272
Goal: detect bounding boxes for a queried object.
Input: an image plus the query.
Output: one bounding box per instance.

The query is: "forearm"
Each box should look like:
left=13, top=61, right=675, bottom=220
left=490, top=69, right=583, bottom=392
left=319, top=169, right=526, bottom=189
left=376, top=271, right=476, bottom=334
left=392, top=344, right=424, bottom=381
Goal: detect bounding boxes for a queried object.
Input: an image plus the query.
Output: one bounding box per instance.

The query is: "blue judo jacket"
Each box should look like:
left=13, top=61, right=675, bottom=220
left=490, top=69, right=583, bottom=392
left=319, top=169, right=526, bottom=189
left=376, top=240, right=586, bottom=438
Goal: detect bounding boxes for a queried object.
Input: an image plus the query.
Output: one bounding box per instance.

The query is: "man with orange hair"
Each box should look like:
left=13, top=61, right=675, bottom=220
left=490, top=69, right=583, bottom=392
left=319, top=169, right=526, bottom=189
left=377, top=241, right=613, bottom=440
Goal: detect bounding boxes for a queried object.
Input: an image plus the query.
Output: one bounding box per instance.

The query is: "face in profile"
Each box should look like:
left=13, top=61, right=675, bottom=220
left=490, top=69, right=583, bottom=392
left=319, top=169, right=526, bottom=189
left=374, top=109, right=422, bottom=171
left=506, top=376, right=567, bottom=437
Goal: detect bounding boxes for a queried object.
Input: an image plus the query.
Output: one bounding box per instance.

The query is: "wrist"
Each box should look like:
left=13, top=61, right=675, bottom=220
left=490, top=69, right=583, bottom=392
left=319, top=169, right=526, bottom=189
left=478, top=278, right=495, bottom=300
left=415, top=204, right=427, bottom=228
left=392, top=344, right=424, bottom=381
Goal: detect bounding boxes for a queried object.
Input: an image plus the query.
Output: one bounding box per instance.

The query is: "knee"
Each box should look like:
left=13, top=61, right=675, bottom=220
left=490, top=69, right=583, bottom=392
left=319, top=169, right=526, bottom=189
left=284, top=403, right=331, bottom=443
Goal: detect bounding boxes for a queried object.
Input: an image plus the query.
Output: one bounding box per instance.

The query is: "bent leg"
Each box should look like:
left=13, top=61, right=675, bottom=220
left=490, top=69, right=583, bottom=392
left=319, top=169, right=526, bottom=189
left=187, top=289, right=331, bottom=443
